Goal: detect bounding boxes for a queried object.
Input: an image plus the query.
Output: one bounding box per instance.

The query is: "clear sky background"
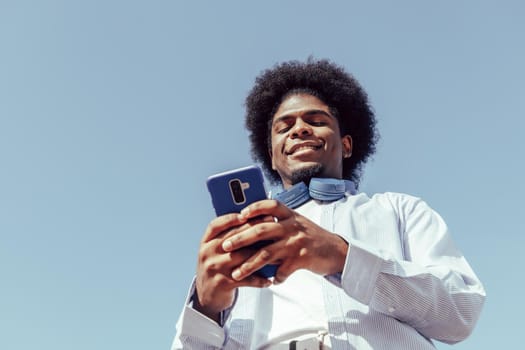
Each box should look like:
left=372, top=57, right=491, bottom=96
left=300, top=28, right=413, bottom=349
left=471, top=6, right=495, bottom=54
left=1, top=1, right=523, bottom=349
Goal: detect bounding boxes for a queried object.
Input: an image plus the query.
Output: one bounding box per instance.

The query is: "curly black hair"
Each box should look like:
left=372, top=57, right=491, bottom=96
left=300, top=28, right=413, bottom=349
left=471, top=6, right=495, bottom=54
left=244, top=58, right=379, bottom=187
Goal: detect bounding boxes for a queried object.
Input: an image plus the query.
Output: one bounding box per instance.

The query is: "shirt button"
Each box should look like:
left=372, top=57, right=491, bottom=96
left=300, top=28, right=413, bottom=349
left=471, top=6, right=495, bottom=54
left=388, top=306, right=396, bottom=313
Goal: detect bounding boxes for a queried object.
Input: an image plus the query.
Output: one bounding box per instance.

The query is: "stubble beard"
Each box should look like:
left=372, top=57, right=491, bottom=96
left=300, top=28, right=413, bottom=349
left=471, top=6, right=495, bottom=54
left=289, top=164, right=324, bottom=186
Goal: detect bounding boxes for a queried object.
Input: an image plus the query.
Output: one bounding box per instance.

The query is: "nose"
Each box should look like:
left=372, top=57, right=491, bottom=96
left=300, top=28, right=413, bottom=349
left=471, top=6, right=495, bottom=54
left=290, top=119, right=312, bottom=139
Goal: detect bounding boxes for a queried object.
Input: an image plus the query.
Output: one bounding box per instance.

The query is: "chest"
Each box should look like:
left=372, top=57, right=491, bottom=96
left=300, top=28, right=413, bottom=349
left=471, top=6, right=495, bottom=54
left=300, top=196, right=407, bottom=260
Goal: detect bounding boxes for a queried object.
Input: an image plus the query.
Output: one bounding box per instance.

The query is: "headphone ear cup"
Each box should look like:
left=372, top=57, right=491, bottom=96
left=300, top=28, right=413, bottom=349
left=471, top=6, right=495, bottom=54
left=274, top=179, right=348, bottom=208
left=309, top=178, right=346, bottom=201
left=273, top=182, right=310, bottom=209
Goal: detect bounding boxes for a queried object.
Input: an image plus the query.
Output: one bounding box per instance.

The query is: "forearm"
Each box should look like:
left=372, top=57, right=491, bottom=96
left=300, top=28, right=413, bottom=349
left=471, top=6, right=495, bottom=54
left=341, top=239, right=485, bottom=343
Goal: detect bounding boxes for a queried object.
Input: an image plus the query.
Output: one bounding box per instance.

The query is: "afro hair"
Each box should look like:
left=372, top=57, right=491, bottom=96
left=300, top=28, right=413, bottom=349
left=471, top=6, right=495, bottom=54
left=244, top=58, right=379, bottom=186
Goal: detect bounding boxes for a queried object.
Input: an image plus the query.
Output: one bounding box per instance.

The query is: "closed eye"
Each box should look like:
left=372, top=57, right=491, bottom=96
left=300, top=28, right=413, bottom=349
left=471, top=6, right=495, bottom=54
left=272, top=110, right=334, bottom=133
left=275, top=122, right=292, bottom=134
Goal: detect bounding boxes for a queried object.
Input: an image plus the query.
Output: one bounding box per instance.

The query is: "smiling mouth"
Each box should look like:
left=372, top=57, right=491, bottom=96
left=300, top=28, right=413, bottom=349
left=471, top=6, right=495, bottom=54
left=285, top=143, right=323, bottom=155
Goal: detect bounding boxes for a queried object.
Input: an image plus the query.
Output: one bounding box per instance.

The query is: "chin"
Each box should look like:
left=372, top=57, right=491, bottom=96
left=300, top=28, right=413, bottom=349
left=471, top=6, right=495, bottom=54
left=289, top=163, right=324, bottom=185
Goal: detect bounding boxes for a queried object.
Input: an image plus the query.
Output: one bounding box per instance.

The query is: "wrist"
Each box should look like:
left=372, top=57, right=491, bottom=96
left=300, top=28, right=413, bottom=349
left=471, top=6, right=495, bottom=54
left=329, top=234, right=349, bottom=275
left=191, top=293, right=221, bottom=324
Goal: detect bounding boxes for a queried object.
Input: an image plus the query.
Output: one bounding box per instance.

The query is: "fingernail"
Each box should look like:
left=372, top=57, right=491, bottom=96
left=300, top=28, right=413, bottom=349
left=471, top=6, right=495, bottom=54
left=232, top=269, right=242, bottom=280
left=222, top=240, right=232, bottom=251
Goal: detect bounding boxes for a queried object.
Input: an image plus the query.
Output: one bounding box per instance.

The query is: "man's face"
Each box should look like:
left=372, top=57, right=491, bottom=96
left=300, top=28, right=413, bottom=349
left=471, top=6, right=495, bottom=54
left=269, top=93, right=352, bottom=189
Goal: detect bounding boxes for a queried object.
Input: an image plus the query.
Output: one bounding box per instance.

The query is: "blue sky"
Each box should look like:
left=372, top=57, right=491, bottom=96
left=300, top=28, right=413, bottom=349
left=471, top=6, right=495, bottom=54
left=1, top=1, right=524, bottom=349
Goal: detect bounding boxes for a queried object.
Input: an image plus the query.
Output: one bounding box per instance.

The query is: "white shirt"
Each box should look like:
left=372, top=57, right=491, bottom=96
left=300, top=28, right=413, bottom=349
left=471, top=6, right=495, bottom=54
left=172, top=183, right=485, bottom=349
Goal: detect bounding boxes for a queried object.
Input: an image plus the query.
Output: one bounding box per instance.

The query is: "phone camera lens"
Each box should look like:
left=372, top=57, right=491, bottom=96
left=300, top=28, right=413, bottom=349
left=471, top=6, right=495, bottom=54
left=230, top=180, right=245, bottom=204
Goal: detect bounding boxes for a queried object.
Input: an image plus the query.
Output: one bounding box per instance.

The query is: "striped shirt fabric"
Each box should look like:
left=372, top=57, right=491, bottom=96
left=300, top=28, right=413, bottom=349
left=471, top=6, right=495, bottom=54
left=172, top=181, right=485, bottom=349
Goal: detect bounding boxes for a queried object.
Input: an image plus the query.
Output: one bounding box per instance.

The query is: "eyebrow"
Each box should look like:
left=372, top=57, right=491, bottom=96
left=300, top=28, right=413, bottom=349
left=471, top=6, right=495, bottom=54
left=272, top=109, right=334, bottom=124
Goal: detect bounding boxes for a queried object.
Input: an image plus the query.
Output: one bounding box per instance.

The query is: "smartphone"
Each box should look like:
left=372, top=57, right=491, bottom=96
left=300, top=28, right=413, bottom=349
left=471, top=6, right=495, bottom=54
left=206, top=165, right=278, bottom=278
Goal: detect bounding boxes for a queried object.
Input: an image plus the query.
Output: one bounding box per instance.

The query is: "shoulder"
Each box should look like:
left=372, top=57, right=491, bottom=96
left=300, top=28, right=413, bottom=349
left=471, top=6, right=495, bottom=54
left=358, top=191, right=422, bottom=208
left=353, top=191, right=437, bottom=219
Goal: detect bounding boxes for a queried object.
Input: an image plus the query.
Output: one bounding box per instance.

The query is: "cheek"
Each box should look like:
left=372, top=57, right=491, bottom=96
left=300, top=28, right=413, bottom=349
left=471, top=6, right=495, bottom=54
left=271, top=138, right=289, bottom=169
left=271, top=135, right=283, bottom=153
left=270, top=139, right=280, bottom=168
left=271, top=145, right=282, bottom=164
left=327, top=134, right=342, bottom=152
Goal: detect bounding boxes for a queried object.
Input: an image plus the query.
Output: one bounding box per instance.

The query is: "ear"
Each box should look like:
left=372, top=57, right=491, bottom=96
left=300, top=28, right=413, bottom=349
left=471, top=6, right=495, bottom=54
left=342, top=135, right=353, bottom=158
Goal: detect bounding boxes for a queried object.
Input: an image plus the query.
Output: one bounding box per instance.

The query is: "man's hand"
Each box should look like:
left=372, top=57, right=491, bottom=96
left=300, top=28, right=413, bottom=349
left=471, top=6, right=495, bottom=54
left=194, top=213, right=273, bottom=323
left=221, top=199, right=349, bottom=284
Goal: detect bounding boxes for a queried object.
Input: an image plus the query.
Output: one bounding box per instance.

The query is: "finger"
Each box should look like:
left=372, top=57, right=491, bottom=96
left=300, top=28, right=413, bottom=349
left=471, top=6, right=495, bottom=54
left=221, top=220, right=283, bottom=252
left=203, top=213, right=246, bottom=242
left=222, top=215, right=275, bottom=241
left=273, top=260, right=297, bottom=284
left=231, top=245, right=281, bottom=281
left=200, top=242, right=260, bottom=269
left=199, top=251, right=273, bottom=288
left=239, top=199, right=293, bottom=221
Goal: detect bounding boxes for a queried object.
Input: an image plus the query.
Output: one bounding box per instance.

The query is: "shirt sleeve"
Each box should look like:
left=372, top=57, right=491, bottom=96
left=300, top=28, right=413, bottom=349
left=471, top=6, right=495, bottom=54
left=171, top=277, right=237, bottom=350
left=339, top=194, right=486, bottom=344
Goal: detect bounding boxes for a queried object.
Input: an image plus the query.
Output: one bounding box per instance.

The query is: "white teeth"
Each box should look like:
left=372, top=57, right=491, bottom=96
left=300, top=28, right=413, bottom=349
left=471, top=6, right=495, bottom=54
left=287, top=144, right=321, bottom=154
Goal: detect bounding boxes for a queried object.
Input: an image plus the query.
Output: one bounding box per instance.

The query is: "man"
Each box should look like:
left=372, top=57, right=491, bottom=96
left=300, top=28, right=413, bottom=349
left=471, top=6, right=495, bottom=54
left=172, top=59, right=485, bottom=349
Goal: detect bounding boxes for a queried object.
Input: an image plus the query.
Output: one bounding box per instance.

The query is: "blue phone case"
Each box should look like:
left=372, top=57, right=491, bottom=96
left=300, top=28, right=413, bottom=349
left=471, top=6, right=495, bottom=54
left=206, top=165, right=267, bottom=216
left=206, top=165, right=278, bottom=278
